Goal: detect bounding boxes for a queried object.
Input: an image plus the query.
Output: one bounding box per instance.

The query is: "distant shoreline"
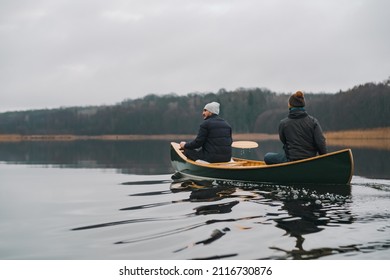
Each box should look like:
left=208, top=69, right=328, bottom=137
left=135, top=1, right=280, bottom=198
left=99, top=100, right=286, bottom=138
left=0, top=128, right=388, bottom=150
left=0, top=132, right=283, bottom=142
left=0, top=127, right=388, bottom=144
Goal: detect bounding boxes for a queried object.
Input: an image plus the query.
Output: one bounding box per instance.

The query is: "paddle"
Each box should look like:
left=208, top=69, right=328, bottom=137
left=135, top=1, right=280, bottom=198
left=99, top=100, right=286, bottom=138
left=231, top=141, right=259, bottom=149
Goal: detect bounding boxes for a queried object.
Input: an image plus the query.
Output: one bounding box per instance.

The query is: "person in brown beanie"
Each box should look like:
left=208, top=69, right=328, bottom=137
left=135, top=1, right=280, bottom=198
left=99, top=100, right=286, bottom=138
left=288, top=90, right=306, bottom=107
left=264, top=91, right=327, bottom=164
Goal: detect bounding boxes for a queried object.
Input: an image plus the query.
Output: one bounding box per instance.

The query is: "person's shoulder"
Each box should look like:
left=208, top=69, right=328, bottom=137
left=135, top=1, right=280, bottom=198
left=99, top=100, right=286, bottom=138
left=215, top=116, right=227, bottom=122
left=307, top=114, right=320, bottom=122
left=200, top=117, right=213, bottom=127
left=306, top=115, right=323, bottom=128
left=204, top=115, right=219, bottom=122
left=215, top=116, right=231, bottom=125
left=280, top=116, right=289, bottom=124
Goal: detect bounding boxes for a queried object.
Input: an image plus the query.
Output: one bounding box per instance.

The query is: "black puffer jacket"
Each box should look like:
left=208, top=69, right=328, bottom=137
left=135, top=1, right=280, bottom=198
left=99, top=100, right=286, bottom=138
left=185, top=115, right=232, bottom=162
left=279, top=109, right=327, bottom=161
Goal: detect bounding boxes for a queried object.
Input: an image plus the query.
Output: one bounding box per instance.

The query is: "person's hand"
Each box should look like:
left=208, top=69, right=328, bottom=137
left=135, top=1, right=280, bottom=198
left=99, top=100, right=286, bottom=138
left=179, top=141, right=186, bottom=149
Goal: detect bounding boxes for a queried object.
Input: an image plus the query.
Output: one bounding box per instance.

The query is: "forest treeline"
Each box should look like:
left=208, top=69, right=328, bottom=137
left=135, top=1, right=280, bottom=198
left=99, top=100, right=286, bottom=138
left=0, top=80, right=389, bottom=135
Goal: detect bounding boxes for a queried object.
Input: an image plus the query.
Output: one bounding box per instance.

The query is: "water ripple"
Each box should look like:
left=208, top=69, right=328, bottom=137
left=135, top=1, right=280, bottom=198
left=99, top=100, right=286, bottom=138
left=71, top=215, right=189, bottom=231
left=114, top=215, right=265, bottom=245
left=267, top=238, right=390, bottom=260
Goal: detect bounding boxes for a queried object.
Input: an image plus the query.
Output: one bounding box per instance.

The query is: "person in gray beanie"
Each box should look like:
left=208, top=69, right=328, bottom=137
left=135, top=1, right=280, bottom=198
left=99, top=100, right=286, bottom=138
left=180, top=102, right=233, bottom=163
left=264, top=91, right=327, bottom=164
left=203, top=101, right=220, bottom=115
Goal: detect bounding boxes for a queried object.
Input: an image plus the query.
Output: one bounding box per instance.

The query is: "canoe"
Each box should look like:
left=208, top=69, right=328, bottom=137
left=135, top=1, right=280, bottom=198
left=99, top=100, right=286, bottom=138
left=170, top=142, right=354, bottom=185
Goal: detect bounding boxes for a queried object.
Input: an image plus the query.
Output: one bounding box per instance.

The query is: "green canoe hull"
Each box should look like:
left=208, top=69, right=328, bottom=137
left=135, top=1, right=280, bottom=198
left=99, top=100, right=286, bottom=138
left=170, top=142, right=354, bottom=185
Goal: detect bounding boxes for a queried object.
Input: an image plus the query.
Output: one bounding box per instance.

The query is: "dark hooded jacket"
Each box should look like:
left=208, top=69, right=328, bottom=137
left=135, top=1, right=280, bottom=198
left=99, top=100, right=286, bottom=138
left=279, top=108, right=327, bottom=161
left=184, top=114, right=232, bottom=162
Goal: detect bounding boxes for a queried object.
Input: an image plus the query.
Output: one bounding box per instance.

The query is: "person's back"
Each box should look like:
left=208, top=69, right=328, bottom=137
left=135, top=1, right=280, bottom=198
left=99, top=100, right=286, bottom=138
left=264, top=91, right=326, bottom=164
left=280, top=108, right=326, bottom=161
left=198, top=114, right=232, bottom=162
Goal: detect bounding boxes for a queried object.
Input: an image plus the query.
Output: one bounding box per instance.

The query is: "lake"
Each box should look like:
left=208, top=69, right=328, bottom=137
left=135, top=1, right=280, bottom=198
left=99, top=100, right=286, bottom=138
left=0, top=140, right=389, bottom=260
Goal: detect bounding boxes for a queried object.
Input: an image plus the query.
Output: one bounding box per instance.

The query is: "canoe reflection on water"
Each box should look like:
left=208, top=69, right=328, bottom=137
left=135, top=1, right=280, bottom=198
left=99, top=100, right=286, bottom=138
left=171, top=178, right=355, bottom=259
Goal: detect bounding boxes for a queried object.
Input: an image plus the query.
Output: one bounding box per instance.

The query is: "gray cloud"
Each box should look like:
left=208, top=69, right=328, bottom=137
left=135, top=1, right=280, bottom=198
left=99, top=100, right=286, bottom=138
left=1, top=0, right=389, bottom=112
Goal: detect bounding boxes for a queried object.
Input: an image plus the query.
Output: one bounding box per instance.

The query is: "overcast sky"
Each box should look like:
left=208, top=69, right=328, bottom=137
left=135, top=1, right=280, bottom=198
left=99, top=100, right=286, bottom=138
left=1, top=0, right=389, bottom=112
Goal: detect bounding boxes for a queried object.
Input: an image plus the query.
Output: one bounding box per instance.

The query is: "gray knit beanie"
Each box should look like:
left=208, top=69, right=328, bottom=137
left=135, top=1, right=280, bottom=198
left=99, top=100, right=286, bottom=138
left=204, top=102, right=220, bottom=115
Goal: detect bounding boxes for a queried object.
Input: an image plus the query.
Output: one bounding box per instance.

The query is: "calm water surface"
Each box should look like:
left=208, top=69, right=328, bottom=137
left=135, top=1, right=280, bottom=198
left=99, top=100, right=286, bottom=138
left=0, top=141, right=389, bottom=260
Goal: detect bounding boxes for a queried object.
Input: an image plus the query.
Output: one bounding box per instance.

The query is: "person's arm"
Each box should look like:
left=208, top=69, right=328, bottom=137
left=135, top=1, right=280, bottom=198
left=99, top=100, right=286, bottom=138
left=278, top=122, right=286, bottom=145
left=184, top=122, right=208, bottom=150
left=313, top=120, right=327, bottom=155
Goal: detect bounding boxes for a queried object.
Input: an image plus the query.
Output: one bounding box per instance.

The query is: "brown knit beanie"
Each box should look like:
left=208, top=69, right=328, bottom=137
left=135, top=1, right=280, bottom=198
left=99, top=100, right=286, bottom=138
left=289, top=91, right=305, bottom=107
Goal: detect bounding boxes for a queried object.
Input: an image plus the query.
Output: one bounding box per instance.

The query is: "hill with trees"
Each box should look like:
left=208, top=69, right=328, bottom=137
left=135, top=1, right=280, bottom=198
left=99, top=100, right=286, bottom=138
left=0, top=79, right=389, bottom=135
